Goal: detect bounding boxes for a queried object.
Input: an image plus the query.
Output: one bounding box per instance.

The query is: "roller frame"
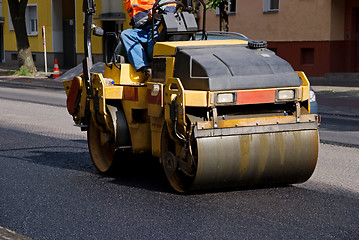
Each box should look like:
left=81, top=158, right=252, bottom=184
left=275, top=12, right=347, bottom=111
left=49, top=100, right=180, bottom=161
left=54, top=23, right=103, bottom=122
left=194, top=120, right=318, bottom=138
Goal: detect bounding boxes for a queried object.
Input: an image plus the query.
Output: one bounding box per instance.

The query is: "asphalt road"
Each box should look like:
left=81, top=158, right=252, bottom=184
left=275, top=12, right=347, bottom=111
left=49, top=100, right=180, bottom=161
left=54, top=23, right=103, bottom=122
left=319, top=114, right=359, bottom=148
left=0, top=86, right=358, bottom=240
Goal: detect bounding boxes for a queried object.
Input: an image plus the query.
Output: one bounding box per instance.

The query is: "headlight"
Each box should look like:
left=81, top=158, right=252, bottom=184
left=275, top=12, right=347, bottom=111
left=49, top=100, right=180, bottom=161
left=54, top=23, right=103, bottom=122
left=277, top=90, right=295, bottom=101
left=309, top=89, right=316, bottom=103
left=151, top=84, right=160, bottom=96
left=216, top=93, right=235, bottom=104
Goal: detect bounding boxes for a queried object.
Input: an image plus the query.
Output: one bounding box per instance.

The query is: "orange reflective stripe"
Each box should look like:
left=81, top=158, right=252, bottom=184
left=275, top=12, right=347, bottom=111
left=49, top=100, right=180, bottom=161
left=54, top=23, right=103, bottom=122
left=133, top=4, right=153, bottom=12
left=163, top=1, right=176, bottom=7
left=125, top=0, right=134, bottom=18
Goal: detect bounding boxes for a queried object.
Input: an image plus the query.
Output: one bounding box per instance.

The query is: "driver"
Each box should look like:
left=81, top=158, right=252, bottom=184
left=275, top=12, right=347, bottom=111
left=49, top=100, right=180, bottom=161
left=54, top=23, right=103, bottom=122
left=121, top=0, right=175, bottom=76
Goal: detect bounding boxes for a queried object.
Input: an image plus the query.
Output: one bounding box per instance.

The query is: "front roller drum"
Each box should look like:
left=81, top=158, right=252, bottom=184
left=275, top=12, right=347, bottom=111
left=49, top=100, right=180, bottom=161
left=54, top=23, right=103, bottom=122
left=162, top=129, right=319, bottom=192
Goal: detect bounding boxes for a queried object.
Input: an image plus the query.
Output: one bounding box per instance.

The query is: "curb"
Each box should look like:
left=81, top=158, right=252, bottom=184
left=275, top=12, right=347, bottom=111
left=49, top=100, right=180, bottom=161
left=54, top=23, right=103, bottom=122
left=0, top=76, right=63, bottom=90
left=318, top=111, right=359, bottom=118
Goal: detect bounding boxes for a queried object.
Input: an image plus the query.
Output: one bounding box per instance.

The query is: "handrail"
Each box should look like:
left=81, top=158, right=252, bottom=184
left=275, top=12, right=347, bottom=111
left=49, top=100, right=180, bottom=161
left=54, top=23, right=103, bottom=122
left=82, top=0, right=96, bottom=98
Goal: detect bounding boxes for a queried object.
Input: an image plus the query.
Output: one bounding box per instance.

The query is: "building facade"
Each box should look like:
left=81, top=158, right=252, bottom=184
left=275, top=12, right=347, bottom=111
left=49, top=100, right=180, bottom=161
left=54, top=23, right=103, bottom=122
left=0, top=0, right=4, bottom=63
left=3, top=0, right=358, bottom=76
left=2, top=0, right=131, bottom=70
left=203, top=0, right=359, bottom=76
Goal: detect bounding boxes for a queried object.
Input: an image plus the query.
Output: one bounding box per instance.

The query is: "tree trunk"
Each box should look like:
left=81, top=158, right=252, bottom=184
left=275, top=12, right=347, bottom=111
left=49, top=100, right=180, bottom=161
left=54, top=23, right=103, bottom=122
left=219, top=1, right=229, bottom=32
left=7, top=0, right=37, bottom=73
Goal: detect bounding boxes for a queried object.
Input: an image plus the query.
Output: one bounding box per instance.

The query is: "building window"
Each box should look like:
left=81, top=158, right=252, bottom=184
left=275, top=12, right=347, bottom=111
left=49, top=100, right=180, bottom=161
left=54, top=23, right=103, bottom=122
left=263, top=0, right=279, bottom=13
left=8, top=4, right=38, bottom=36
left=11, top=53, right=17, bottom=61
left=301, top=48, right=314, bottom=65
left=268, top=48, right=277, bottom=54
left=26, top=5, right=38, bottom=35
left=228, top=0, right=236, bottom=14
left=8, top=9, right=13, bottom=31
left=216, top=0, right=237, bottom=15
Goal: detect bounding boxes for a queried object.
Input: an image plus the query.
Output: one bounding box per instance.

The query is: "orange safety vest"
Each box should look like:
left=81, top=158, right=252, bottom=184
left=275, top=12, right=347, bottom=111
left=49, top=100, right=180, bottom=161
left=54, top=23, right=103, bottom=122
left=125, top=0, right=176, bottom=27
left=125, top=0, right=156, bottom=27
left=125, top=0, right=155, bottom=20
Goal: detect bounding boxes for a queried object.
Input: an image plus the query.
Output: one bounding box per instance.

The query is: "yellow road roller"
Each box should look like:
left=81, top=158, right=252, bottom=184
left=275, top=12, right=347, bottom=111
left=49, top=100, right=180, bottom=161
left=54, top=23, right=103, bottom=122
left=63, top=0, right=319, bottom=192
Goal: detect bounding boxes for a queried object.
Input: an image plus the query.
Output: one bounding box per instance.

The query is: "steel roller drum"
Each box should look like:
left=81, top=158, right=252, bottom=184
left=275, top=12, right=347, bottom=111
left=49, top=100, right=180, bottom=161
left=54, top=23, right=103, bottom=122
left=189, top=129, right=319, bottom=190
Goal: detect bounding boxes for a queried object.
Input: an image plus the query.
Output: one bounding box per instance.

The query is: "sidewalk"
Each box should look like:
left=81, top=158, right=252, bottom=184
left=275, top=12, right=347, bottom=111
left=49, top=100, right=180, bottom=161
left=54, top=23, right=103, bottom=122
left=0, top=75, right=63, bottom=89
left=0, top=64, right=64, bottom=89
left=0, top=65, right=358, bottom=118
left=310, top=74, right=359, bottom=118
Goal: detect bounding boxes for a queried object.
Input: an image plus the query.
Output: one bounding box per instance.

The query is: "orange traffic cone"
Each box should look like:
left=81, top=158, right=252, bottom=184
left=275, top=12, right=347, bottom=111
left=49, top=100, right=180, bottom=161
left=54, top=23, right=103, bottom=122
left=53, top=58, right=60, bottom=79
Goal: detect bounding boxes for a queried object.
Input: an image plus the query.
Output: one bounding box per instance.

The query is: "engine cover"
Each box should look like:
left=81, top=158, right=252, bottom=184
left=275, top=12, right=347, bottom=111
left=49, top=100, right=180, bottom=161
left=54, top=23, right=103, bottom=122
left=173, top=44, right=302, bottom=91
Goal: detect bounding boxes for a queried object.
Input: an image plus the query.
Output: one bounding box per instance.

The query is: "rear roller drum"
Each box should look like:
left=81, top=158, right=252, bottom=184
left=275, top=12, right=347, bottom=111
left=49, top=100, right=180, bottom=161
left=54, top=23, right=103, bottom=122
left=87, top=105, right=130, bottom=173
left=87, top=117, right=116, bottom=172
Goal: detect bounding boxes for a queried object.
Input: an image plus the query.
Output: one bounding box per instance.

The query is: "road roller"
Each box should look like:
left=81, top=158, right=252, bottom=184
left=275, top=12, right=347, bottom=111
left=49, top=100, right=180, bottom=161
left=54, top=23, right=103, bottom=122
left=63, top=0, right=319, bottom=192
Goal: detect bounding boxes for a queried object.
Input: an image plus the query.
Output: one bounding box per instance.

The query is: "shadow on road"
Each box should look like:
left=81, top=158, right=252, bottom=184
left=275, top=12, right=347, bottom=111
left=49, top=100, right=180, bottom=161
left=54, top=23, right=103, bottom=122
left=0, top=127, right=170, bottom=192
